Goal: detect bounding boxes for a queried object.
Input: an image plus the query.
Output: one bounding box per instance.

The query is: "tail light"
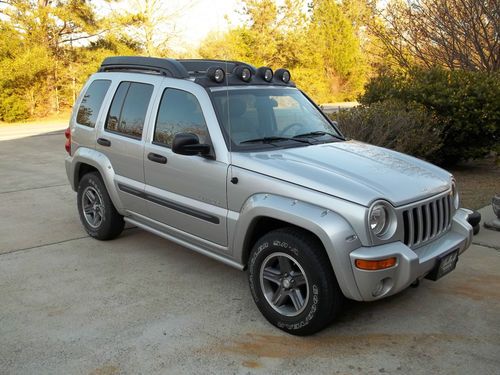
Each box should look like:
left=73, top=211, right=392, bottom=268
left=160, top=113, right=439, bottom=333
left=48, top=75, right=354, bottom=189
left=64, top=127, right=71, bottom=155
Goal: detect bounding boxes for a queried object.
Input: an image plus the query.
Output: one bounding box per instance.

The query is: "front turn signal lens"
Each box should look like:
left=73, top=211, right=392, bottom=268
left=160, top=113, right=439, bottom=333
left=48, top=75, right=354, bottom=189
left=355, top=257, right=397, bottom=270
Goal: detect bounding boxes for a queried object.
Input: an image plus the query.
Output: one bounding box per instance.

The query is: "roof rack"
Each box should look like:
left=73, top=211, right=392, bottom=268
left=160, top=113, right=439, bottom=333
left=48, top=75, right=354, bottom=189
left=99, top=56, right=189, bottom=78
left=97, top=56, right=294, bottom=87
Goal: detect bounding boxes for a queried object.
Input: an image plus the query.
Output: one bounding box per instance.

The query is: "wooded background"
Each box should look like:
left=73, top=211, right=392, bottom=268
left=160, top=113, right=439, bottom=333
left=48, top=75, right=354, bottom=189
left=0, top=0, right=498, bottom=164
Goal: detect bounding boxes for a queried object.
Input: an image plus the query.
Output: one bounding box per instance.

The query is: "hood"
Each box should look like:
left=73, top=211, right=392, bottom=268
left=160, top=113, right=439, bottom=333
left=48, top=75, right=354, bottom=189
left=232, top=141, right=451, bottom=207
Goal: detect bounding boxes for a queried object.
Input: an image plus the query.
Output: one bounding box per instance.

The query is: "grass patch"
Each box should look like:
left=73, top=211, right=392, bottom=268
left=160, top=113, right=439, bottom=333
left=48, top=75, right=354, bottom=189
left=450, top=157, right=499, bottom=210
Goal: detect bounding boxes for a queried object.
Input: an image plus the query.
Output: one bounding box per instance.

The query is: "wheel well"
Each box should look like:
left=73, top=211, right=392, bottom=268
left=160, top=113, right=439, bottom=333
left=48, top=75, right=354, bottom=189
left=77, top=163, right=99, bottom=184
left=242, top=217, right=325, bottom=267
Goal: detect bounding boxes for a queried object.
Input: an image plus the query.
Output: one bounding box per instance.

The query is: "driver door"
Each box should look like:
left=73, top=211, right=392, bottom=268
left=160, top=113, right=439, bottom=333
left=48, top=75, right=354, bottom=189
left=143, top=84, right=228, bottom=246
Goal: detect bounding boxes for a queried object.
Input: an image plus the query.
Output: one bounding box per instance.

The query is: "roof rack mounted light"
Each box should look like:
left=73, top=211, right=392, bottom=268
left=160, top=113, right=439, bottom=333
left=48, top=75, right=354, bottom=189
left=98, top=56, right=189, bottom=79
left=177, top=59, right=254, bottom=76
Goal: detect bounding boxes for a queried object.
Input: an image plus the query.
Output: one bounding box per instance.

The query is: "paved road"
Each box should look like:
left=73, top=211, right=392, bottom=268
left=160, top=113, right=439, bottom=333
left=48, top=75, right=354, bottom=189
left=0, top=121, right=68, bottom=141
left=0, top=128, right=499, bottom=375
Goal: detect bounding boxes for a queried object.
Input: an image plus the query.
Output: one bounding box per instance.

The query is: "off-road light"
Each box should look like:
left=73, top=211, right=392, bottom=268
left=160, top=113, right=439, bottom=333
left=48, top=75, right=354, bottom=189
left=275, top=68, right=291, bottom=83
left=257, top=66, right=273, bottom=82
left=451, top=179, right=459, bottom=209
left=234, top=65, right=252, bottom=82
left=207, top=66, right=225, bottom=83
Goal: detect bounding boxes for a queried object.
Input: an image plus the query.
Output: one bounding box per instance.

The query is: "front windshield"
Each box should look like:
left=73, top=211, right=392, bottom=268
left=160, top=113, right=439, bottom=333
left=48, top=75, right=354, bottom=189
left=211, top=87, right=342, bottom=150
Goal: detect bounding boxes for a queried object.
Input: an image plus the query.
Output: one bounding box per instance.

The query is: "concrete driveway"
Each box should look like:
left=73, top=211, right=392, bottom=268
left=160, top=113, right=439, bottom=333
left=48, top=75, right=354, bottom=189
left=1, top=125, right=499, bottom=375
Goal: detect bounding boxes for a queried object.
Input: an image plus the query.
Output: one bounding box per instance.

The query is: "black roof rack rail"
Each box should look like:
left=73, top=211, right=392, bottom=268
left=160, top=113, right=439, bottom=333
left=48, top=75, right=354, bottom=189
left=99, top=56, right=189, bottom=78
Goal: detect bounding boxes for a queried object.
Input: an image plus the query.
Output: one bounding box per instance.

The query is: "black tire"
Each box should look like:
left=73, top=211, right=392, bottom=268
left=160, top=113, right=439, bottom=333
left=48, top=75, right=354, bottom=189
left=248, top=227, right=343, bottom=336
left=77, top=172, right=124, bottom=240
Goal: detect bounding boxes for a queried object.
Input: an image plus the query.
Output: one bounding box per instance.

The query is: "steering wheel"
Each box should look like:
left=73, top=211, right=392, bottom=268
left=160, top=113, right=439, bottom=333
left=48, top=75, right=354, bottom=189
left=279, top=122, right=306, bottom=136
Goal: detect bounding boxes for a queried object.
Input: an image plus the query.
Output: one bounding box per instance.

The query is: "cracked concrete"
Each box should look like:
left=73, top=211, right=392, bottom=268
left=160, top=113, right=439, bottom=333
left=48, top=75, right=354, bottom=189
left=0, top=125, right=499, bottom=375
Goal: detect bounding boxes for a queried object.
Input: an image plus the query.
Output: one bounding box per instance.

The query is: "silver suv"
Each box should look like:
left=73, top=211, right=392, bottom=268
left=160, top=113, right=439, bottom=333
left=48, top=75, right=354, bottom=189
left=65, top=56, right=474, bottom=335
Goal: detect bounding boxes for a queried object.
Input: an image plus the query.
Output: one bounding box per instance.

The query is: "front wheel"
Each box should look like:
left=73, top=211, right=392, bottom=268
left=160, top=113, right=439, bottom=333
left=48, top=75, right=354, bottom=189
left=248, top=228, right=343, bottom=335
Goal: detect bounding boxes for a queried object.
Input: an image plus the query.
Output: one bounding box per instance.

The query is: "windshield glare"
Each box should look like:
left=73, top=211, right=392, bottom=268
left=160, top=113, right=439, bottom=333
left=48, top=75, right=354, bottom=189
left=211, top=88, right=341, bottom=150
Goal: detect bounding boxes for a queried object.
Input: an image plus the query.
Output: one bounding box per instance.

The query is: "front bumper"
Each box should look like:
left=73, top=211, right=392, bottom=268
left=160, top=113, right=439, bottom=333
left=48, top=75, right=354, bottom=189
left=349, top=208, right=473, bottom=301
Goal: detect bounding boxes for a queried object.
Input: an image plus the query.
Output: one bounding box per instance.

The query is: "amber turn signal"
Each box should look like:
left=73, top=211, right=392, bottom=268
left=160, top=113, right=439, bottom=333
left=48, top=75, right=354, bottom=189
left=355, top=257, right=397, bottom=270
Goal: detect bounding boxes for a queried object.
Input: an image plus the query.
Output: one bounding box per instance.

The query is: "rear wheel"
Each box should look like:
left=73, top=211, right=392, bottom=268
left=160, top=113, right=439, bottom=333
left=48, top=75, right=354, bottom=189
left=248, top=228, right=343, bottom=335
left=77, top=172, right=124, bottom=240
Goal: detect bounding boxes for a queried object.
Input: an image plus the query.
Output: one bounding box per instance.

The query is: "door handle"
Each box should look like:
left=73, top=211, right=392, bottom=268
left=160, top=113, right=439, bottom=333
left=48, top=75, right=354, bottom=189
left=147, top=152, right=167, bottom=164
left=97, top=138, right=111, bottom=147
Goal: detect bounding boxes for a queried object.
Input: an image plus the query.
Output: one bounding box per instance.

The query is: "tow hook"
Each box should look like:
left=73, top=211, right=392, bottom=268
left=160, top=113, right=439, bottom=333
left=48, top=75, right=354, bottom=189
left=467, top=211, right=481, bottom=235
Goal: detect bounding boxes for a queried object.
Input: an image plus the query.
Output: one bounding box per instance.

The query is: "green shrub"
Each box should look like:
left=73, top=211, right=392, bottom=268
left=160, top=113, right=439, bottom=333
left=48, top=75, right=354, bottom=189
left=0, top=90, right=29, bottom=122
left=361, top=68, right=500, bottom=165
left=330, top=100, right=442, bottom=162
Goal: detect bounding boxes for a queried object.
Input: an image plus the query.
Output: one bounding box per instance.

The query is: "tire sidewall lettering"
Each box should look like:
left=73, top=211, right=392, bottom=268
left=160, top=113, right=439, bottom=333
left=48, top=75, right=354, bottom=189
left=276, top=284, right=319, bottom=331
left=249, top=236, right=321, bottom=331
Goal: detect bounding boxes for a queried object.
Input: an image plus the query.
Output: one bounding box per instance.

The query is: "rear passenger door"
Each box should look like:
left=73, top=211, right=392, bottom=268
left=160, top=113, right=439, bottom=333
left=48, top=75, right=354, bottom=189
left=143, top=84, right=228, bottom=246
left=96, top=75, right=159, bottom=215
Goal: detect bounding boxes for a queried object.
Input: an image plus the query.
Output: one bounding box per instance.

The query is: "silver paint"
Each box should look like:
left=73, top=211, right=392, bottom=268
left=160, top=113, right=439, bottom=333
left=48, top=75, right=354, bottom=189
left=66, top=72, right=473, bottom=302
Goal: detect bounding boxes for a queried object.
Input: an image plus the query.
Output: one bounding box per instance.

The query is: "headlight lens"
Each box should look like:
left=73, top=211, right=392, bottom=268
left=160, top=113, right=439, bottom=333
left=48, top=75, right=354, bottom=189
left=451, top=179, right=459, bottom=209
left=207, top=66, right=225, bottom=83
left=257, top=66, right=273, bottom=82
left=234, top=65, right=252, bottom=82
left=275, top=68, right=291, bottom=83
left=369, top=204, right=388, bottom=236
left=368, top=201, right=397, bottom=240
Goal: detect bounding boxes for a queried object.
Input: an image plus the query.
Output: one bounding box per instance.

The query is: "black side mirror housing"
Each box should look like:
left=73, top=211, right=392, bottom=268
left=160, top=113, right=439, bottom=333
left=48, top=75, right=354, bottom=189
left=172, top=133, right=211, bottom=156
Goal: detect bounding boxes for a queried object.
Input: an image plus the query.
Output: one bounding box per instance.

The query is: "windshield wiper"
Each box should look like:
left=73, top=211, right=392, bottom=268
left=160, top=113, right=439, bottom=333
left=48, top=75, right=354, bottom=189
left=240, top=136, right=312, bottom=145
left=293, top=131, right=343, bottom=140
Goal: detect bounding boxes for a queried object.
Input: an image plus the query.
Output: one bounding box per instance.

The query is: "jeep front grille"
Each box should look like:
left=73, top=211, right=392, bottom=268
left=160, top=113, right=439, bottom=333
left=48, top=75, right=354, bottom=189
left=402, top=194, right=453, bottom=248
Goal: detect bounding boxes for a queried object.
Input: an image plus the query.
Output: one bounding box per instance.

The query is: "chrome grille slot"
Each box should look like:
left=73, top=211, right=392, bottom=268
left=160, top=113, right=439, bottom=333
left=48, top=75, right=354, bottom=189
left=402, top=193, right=452, bottom=248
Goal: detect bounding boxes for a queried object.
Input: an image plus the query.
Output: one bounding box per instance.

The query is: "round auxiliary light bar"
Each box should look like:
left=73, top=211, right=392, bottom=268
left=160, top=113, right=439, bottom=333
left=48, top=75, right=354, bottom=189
left=275, top=68, right=291, bottom=83
left=257, top=66, right=273, bottom=82
left=207, top=66, right=225, bottom=83
left=234, top=65, right=253, bottom=82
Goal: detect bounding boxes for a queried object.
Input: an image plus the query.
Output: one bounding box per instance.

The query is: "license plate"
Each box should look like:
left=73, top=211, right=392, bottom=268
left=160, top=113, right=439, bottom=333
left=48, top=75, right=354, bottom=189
left=425, top=249, right=459, bottom=281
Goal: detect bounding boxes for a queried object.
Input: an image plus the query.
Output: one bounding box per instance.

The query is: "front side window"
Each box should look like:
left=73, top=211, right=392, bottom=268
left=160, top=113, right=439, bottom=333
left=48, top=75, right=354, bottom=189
left=76, top=80, right=111, bottom=127
left=154, top=88, right=208, bottom=147
left=105, top=81, right=153, bottom=139
left=211, top=87, right=341, bottom=150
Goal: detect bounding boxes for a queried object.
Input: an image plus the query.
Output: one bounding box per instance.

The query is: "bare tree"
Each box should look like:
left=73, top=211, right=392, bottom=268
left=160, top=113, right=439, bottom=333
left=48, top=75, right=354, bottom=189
left=372, top=0, right=499, bottom=71
left=118, top=0, right=196, bottom=56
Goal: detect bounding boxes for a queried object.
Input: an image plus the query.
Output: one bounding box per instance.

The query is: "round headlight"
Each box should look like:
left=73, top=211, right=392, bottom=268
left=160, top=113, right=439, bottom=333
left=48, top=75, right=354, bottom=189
left=370, top=204, right=388, bottom=236
left=368, top=201, right=397, bottom=240
left=207, top=66, right=225, bottom=83
left=275, top=68, right=291, bottom=83
left=451, top=179, right=459, bottom=209
left=257, top=66, right=273, bottom=82
left=234, top=66, right=252, bottom=82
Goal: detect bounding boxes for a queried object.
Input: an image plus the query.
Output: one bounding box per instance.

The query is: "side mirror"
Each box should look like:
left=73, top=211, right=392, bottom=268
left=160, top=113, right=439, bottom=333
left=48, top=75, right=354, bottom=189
left=172, top=133, right=211, bottom=156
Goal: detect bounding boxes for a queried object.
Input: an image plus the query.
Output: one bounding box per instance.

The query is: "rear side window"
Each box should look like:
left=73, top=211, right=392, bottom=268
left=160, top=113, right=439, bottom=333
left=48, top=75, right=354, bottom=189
left=105, top=81, right=153, bottom=139
left=154, top=89, right=208, bottom=147
left=76, top=80, right=111, bottom=127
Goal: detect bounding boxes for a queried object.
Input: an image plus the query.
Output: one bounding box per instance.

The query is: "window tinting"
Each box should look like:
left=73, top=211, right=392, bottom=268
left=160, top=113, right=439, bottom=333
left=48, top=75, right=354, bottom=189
left=211, top=88, right=340, bottom=149
left=76, top=80, right=111, bottom=127
left=105, top=82, right=129, bottom=133
left=105, top=82, right=153, bottom=139
left=154, top=89, right=208, bottom=147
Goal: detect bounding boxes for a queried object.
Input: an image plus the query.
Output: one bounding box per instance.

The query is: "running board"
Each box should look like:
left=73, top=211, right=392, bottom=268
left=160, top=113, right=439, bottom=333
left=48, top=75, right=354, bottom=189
left=124, top=217, right=244, bottom=271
